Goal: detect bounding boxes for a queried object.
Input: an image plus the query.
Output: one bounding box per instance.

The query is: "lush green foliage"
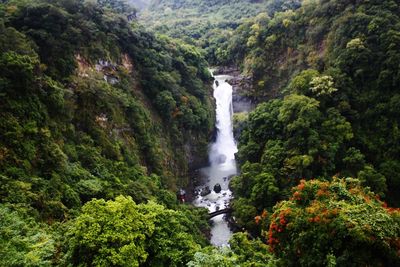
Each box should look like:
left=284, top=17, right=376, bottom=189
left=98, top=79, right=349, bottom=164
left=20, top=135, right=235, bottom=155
left=232, top=0, right=400, bottom=231
left=232, top=71, right=361, bottom=233
left=0, top=204, right=56, bottom=266
left=228, top=1, right=400, bottom=264
left=2, top=0, right=400, bottom=265
left=65, top=196, right=207, bottom=266
left=140, top=0, right=301, bottom=64
left=265, top=178, right=400, bottom=266
left=231, top=176, right=400, bottom=266
left=0, top=0, right=214, bottom=213
left=187, top=232, right=279, bottom=267
left=0, top=0, right=215, bottom=264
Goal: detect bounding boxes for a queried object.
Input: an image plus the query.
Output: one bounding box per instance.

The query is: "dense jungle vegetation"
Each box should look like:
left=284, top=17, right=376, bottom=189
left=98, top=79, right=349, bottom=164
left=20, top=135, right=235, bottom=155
left=1, top=0, right=400, bottom=266
left=0, top=0, right=216, bottom=265
left=140, top=0, right=302, bottom=64
left=226, top=0, right=400, bottom=265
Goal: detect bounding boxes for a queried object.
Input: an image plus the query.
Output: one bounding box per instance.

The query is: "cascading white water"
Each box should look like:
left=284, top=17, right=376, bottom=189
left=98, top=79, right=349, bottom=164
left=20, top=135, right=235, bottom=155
left=194, top=72, right=238, bottom=246
left=209, top=77, right=237, bottom=168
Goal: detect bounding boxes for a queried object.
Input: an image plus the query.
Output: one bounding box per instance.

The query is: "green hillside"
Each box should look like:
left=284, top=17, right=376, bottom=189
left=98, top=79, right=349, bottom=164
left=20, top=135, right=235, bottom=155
left=140, top=0, right=301, bottom=64
left=226, top=0, right=400, bottom=264
left=1, top=0, right=400, bottom=266
left=0, top=0, right=216, bottom=264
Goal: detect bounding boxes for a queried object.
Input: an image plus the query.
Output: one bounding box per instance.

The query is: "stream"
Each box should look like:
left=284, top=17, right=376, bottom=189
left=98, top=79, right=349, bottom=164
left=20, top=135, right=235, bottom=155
left=193, top=72, right=238, bottom=246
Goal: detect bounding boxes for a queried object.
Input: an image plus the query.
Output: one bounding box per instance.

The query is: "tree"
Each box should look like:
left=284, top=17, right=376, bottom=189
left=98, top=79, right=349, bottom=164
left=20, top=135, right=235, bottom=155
left=310, top=75, right=337, bottom=96
left=286, top=69, right=319, bottom=95
left=266, top=178, right=400, bottom=266
left=66, top=196, right=154, bottom=266
left=0, top=205, right=55, bottom=267
left=357, top=165, right=387, bottom=197
left=66, top=196, right=204, bottom=266
left=155, top=90, right=177, bottom=120
left=187, top=233, right=278, bottom=267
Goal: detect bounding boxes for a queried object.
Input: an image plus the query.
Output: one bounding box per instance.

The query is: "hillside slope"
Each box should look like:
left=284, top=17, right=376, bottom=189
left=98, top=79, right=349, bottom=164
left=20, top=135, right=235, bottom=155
left=140, top=0, right=301, bottom=64
left=0, top=1, right=217, bottom=263
left=1, top=0, right=400, bottom=266
left=208, top=1, right=400, bottom=265
left=227, top=0, right=400, bottom=233
left=0, top=0, right=217, bottom=212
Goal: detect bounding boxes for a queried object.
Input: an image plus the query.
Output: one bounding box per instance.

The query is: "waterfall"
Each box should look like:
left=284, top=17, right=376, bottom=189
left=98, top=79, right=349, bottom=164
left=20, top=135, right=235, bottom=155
left=210, top=76, right=238, bottom=167
left=193, top=72, right=238, bottom=246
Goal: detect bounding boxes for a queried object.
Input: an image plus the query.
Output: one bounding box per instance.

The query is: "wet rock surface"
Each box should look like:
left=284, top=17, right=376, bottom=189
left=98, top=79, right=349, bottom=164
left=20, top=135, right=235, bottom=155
left=214, top=183, right=222, bottom=193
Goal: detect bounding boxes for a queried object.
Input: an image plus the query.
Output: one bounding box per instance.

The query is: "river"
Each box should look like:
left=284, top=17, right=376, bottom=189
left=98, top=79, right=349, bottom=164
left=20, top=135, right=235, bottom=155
left=193, top=72, right=238, bottom=246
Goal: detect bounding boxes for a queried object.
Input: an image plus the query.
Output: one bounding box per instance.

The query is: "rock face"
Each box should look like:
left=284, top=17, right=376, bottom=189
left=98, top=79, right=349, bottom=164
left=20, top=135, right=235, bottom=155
left=184, top=137, right=211, bottom=171
left=200, top=186, right=212, bottom=197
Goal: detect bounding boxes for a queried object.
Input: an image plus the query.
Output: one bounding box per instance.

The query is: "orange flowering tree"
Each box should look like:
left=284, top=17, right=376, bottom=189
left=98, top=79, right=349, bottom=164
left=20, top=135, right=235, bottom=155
left=265, top=178, right=400, bottom=266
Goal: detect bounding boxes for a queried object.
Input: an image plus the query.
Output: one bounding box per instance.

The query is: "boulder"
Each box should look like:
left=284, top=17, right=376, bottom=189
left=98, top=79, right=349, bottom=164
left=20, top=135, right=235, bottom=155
left=214, top=183, right=222, bottom=193
left=200, top=186, right=211, bottom=197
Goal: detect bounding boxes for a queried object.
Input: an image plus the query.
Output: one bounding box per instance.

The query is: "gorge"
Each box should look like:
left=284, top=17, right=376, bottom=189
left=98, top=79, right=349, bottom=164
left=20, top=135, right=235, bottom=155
left=1, top=0, right=400, bottom=266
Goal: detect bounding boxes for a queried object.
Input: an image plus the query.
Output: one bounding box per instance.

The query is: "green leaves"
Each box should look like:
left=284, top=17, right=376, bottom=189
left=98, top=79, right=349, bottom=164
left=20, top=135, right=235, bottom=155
left=310, top=75, right=338, bottom=96
left=287, top=69, right=319, bottom=95
left=68, top=196, right=152, bottom=266
left=357, top=165, right=387, bottom=198
left=155, top=90, right=177, bottom=120
left=278, top=94, right=320, bottom=133
left=227, top=0, right=400, bottom=208
left=187, top=233, right=278, bottom=267
left=234, top=67, right=361, bottom=230
left=235, top=88, right=355, bottom=210
left=0, top=204, right=55, bottom=267
left=0, top=51, right=39, bottom=91
left=267, top=178, right=400, bottom=266
left=141, top=0, right=271, bottom=65
left=66, top=196, right=204, bottom=266
left=0, top=1, right=217, bottom=265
